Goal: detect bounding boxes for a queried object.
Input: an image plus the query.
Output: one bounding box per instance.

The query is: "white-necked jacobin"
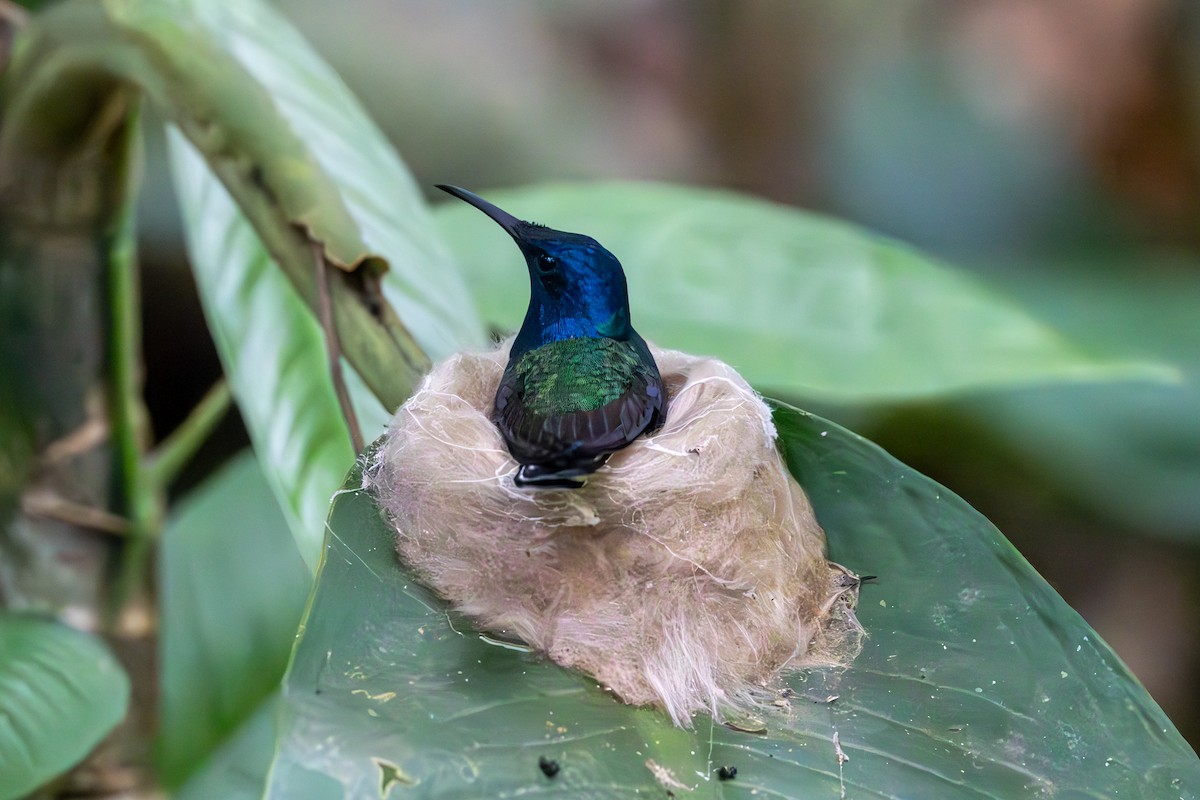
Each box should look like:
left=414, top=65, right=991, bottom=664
left=438, top=185, right=666, bottom=488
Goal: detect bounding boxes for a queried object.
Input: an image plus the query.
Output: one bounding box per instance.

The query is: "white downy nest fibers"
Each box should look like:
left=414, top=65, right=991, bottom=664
left=366, top=343, right=863, bottom=725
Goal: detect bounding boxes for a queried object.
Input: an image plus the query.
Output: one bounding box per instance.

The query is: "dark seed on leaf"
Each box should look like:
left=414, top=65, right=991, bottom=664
left=717, top=765, right=738, bottom=780
left=538, top=756, right=560, bottom=778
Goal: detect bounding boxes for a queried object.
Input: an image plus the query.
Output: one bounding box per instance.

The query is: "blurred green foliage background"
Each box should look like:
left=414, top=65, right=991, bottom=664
left=125, top=0, right=1199, bottom=746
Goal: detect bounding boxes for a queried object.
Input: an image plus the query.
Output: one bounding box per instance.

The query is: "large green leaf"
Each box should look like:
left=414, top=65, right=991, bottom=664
left=266, top=406, right=1199, bottom=798
left=160, top=0, right=484, bottom=569
left=0, top=615, right=130, bottom=800
left=435, top=182, right=1173, bottom=401
left=157, top=451, right=310, bottom=788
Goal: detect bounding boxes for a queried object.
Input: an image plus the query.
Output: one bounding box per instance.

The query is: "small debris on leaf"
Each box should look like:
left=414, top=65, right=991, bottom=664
left=538, top=756, right=560, bottom=778
left=717, top=765, right=738, bottom=781
left=833, top=731, right=849, bottom=765
left=372, top=758, right=415, bottom=794
left=723, top=715, right=767, bottom=734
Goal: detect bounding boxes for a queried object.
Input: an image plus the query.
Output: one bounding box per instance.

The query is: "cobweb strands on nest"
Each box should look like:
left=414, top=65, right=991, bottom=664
left=365, top=341, right=863, bottom=726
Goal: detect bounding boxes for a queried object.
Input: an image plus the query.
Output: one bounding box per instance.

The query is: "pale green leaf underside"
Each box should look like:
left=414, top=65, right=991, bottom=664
left=266, top=405, right=1199, bottom=799
left=158, top=0, right=484, bottom=570
left=0, top=616, right=130, bottom=800
left=435, top=182, right=1175, bottom=401
left=169, top=132, right=354, bottom=571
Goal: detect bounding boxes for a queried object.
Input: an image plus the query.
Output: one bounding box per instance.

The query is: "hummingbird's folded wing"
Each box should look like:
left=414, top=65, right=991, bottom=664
left=494, top=359, right=664, bottom=471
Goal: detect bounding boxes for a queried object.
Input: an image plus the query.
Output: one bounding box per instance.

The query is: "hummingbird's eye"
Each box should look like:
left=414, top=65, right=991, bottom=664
left=536, top=254, right=557, bottom=273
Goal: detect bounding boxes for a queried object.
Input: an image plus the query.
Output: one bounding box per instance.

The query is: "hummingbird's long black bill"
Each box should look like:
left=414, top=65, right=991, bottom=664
left=436, top=184, right=524, bottom=238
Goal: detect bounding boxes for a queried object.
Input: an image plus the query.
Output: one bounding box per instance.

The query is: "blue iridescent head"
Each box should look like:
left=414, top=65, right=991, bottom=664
left=437, top=185, right=632, bottom=351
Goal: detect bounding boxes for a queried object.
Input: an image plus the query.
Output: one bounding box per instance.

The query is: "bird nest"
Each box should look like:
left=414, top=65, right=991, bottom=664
left=365, top=342, right=863, bottom=725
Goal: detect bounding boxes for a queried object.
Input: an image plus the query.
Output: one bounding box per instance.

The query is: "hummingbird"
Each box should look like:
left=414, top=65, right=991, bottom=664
left=437, top=185, right=666, bottom=489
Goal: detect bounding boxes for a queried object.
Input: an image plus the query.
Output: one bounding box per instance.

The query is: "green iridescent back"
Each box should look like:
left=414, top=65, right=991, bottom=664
left=510, top=337, right=643, bottom=416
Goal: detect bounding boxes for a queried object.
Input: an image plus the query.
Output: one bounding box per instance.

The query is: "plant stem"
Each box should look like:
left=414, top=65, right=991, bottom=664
left=105, top=108, right=159, bottom=628
left=144, top=378, right=232, bottom=490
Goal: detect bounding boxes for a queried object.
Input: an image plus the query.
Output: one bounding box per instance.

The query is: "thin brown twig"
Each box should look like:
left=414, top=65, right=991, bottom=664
left=312, top=242, right=365, bottom=453
left=41, top=390, right=110, bottom=465
left=21, top=488, right=131, bottom=537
